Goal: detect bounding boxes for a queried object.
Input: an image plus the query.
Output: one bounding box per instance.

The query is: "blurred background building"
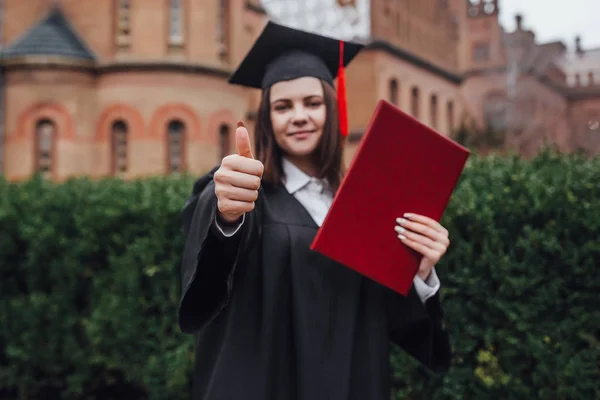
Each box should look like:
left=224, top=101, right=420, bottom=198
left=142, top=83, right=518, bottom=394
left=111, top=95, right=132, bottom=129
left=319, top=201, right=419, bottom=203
left=0, top=0, right=598, bottom=181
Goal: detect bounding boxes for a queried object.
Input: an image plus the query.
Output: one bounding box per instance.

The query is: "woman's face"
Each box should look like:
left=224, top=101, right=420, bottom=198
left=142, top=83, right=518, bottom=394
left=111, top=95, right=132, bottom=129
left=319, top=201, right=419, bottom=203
left=269, top=76, right=326, bottom=160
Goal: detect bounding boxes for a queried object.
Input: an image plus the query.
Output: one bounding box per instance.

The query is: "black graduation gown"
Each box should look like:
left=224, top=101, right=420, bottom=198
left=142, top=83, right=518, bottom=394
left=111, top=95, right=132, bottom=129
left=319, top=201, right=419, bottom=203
left=179, top=168, right=452, bottom=400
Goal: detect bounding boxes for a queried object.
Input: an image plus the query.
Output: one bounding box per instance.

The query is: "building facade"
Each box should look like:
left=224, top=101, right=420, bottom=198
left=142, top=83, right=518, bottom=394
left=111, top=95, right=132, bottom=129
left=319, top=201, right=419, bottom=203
left=0, top=0, right=598, bottom=181
left=1, top=0, right=268, bottom=181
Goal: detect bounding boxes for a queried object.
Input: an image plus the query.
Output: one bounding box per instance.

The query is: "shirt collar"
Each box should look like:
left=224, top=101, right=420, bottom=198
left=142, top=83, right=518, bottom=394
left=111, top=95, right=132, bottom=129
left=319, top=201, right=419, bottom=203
left=282, top=158, right=312, bottom=194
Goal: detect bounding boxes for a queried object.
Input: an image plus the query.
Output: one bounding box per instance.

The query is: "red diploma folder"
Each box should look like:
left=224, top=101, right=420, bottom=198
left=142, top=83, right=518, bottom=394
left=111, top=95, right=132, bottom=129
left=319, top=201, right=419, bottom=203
left=310, top=100, right=470, bottom=296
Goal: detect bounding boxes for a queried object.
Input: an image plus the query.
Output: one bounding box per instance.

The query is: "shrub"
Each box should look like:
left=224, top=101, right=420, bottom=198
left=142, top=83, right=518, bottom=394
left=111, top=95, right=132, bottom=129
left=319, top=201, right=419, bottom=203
left=1, top=149, right=598, bottom=399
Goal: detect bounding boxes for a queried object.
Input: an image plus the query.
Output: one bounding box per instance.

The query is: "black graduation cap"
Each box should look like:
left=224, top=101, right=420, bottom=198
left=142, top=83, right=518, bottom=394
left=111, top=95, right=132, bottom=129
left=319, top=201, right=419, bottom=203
left=228, top=21, right=364, bottom=89
left=228, top=21, right=364, bottom=137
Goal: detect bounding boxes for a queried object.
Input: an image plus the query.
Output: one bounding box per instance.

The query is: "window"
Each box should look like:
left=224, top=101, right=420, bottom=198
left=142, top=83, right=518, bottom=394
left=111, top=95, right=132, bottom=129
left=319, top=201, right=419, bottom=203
left=167, top=120, right=185, bottom=173
left=382, top=4, right=390, bottom=18
left=216, top=0, right=230, bottom=60
left=467, top=0, right=496, bottom=17
left=447, top=101, right=454, bottom=132
left=411, top=86, right=420, bottom=119
left=582, top=111, right=600, bottom=154
left=482, top=0, right=496, bottom=14
left=111, top=120, right=128, bottom=174
left=169, top=0, right=184, bottom=45
left=430, top=94, right=438, bottom=129
left=35, top=119, right=55, bottom=177
left=589, top=113, right=600, bottom=132
left=219, top=124, right=230, bottom=160
left=473, top=42, right=490, bottom=62
left=116, top=0, right=131, bottom=46
left=389, top=79, right=399, bottom=106
left=467, top=1, right=479, bottom=17
left=483, top=93, right=508, bottom=132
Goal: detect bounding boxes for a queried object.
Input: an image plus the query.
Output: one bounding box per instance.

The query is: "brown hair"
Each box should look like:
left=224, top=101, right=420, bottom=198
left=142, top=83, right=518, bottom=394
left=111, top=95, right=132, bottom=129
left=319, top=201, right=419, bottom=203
left=254, top=79, right=345, bottom=193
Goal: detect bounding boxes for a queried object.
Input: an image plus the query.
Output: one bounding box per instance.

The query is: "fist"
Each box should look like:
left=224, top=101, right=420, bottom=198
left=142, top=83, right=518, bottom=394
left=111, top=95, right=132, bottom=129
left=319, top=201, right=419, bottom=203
left=214, top=121, right=264, bottom=223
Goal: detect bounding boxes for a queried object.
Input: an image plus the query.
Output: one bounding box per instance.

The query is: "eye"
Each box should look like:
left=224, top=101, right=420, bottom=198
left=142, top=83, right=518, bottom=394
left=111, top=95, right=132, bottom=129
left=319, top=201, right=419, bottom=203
left=307, top=100, right=323, bottom=108
left=273, top=103, right=290, bottom=111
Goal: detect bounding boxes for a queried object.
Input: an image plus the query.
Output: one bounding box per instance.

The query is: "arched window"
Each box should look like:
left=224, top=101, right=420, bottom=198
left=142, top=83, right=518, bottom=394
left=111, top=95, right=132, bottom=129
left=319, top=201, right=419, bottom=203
left=111, top=120, right=128, bottom=174
left=35, top=119, right=56, bottom=177
left=579, top=110, right=600, bottom=154
left=447, top=101, right=455, bottom=132
left=169, top=0, right=184, bottom=45
left=167, top=119, right=185, bottom=173
left=482, top=0, right=496, bottom=15
left=411, top=86, right=420, bottom=118
left=588, top=113, right=600, bottom=132
left=430, top=94, right=438, bottom=129
left=219, top=124, right=230, bottom=160
left=389, top=79, right=399, bottom=106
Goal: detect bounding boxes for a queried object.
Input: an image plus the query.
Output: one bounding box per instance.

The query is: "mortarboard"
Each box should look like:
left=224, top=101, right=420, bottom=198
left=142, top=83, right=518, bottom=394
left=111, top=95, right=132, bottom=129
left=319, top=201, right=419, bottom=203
left=228, top=21, right=364, bottom=137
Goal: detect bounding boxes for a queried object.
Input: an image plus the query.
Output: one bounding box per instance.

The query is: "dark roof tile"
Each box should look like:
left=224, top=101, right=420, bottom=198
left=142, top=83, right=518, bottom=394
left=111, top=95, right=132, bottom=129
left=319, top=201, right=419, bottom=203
left=2, top=7, right=96, bottom=61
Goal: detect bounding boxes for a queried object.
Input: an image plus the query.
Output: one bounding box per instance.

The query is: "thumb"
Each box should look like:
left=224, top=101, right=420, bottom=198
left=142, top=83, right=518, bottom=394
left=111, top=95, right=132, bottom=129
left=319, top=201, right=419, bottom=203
left=235, top=121, right=254, bottom=159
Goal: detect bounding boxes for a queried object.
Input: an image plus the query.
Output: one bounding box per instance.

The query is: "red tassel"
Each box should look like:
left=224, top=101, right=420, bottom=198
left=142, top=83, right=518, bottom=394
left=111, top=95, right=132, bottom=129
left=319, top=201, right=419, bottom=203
left=337, top=40, right=348, bottom=138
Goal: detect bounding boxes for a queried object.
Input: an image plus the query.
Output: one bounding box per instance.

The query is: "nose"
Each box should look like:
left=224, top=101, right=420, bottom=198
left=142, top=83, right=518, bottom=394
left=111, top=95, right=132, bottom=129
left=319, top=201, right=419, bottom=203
left=291, top=104, right=308, bottom=126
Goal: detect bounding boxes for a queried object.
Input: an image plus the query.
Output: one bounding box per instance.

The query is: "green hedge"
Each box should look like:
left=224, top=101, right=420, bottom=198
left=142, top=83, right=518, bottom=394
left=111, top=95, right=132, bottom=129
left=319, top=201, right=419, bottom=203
left=1, top=149, right=599, bottom=399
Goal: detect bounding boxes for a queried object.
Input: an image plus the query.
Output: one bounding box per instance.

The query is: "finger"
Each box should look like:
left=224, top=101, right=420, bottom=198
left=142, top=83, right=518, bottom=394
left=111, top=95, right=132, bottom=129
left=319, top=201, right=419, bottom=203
left=396, top=226, right=446, bottom=252
left=235, top=121, right=254, bottom=159
left=397, top=217, right=448, bottom=244
left=216, top=185, right=258, bottom=203
left=215, top=170, right=261, bottom=190
left=224, top=155, right=264, bottom=177
left=403, top=213, right=448, bottom=236
left=218, top=199, right=255, bottom=215
left=398, top=236, right=438, bottom=260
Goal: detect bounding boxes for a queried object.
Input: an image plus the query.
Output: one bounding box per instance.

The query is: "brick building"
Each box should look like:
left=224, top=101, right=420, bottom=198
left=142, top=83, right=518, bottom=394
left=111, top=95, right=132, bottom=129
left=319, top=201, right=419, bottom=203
left=0, top=0, right=598, bottom=181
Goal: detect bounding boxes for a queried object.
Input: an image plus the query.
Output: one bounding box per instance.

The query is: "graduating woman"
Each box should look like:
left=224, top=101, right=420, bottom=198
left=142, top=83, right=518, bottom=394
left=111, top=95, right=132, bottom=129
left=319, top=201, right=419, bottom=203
left=179, top=22, right=452, bottom=400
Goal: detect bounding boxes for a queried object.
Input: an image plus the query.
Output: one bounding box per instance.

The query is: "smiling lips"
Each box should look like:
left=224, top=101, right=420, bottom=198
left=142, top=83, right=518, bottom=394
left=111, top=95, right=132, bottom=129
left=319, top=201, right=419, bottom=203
left=287, top=130, right=315, bottom=138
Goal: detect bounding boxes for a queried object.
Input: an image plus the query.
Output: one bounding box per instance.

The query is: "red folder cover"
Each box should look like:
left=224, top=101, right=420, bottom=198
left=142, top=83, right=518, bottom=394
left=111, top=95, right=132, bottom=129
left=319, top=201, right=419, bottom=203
left=310, top=100, right=470, bottom=296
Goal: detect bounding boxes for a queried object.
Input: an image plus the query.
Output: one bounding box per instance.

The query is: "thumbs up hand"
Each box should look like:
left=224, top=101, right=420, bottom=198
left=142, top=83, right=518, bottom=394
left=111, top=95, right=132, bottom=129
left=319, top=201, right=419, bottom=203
left=214, top=121, right=264, bottom=223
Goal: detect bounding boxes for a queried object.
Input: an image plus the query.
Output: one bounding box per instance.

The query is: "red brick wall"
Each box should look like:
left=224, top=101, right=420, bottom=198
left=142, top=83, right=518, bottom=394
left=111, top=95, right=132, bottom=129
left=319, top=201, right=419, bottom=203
left=3, top=0, right=599, bottom=180
left=370, top=0, right=459, bottom=75
left=568, top=97, right=600, bottom=154
left=3, top=68, right=250, bottom=181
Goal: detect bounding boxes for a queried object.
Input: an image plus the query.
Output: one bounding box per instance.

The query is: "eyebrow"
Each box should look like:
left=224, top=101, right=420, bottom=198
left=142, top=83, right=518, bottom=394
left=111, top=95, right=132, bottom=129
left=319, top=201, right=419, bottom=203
left=271, top=94, right=324, bottom=104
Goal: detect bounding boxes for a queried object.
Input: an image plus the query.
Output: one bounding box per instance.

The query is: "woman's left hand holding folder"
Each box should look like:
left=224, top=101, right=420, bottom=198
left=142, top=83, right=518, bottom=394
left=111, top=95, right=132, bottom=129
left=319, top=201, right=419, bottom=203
left=395, top=213, right=450, bottom=281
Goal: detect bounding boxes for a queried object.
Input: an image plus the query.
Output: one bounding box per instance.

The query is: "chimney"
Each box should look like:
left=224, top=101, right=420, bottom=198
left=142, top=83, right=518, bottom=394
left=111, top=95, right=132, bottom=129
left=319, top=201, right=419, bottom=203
left=515, top=14, right=523, bottom=31
left=575, top=36, right=583, bottom=54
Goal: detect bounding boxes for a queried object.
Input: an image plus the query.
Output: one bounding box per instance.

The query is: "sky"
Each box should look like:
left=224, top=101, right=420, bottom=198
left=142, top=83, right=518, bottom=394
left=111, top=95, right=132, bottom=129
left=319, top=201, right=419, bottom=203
left=263, top=0, right=600, bottom=51
left=498, top=0, right=600, bottom=50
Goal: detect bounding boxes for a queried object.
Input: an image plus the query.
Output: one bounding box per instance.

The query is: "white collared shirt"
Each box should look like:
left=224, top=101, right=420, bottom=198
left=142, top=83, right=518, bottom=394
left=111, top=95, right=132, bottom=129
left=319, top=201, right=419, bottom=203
left=281, top=158, right=333, bottom=227
left=214, top=158, right=440, bottom=303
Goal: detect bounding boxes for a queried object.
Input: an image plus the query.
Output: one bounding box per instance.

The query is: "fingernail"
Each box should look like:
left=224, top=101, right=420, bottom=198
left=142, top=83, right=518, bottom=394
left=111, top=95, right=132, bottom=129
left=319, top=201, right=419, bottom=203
left=404, top=213, right=413, bottom=219
left=396, top=217, right=407, bottom=225
left=398, top=234, right=407, bottom=240
left=237, top=120, right=245, bottom=128
left=395, top=226, right=405, bottom=234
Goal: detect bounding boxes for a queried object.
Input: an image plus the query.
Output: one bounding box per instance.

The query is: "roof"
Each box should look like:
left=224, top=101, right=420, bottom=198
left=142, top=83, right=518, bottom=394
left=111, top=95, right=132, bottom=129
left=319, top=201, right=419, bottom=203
left=2, top=7, right=96, bottom=62
left=562, top=46, right=600, bottom=87
left=365, top=40, right=463, bottom=84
